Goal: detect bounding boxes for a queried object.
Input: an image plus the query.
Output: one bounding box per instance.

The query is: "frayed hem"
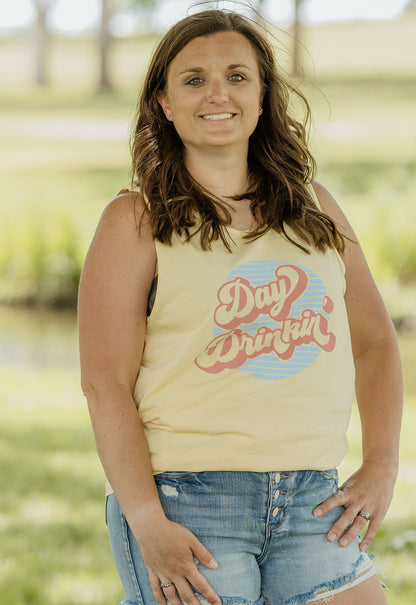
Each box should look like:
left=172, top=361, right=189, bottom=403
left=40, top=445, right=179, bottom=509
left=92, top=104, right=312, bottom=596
left=194, top=590, right=264, bottom=605
left=285, top=551, right=379, bottom=605
left=220, top=599, right=264, bottom=605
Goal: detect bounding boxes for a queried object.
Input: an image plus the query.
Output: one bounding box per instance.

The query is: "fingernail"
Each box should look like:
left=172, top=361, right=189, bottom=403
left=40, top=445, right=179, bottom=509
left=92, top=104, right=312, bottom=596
left=340, top=537, right=348, bottom=546
left=328, top=532, right=337, bottom=542
left=314, top=507, right=323, bottom=517
left=208, top=557, right=218, bottom=569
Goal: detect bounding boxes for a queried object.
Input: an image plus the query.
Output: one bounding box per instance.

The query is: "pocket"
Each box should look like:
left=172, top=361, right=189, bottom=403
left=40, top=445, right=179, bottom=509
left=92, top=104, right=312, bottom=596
left=154, top=471, right=201, bottom=480
left=319, top=468, right=338, bottom=482
left=154, top=471, right=207, bottom=515
left=318, top=468, right=339, bottom=496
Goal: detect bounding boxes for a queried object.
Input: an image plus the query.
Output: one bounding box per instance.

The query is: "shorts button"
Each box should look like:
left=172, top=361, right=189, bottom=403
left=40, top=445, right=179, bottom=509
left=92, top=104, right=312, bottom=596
left=274, top=472, right=281, bottom=483
left=272, top=507, right=280, bottom=517
left=274, top=489, right=280, bottom=500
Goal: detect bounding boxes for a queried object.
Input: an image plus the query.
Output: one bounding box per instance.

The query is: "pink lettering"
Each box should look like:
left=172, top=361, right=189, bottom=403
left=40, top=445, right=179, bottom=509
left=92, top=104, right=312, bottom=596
left=195, top=309, right=336, bottom=374
left=322, top=295, right=334, bottom=313
left=214, top=265, right=308, bottom=330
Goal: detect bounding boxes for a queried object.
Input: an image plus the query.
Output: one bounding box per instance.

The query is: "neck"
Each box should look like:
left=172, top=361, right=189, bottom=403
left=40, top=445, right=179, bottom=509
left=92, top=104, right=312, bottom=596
left=184, top=145, right=250, bottom=200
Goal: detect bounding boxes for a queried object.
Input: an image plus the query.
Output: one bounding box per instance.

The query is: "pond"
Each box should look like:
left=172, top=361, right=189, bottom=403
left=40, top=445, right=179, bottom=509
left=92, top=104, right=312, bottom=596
left=0, top=305, right=79, bottom=370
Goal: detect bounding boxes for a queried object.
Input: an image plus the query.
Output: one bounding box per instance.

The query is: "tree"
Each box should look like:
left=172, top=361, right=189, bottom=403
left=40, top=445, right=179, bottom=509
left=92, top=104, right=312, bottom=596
left=96, top=0, right=303, bottom=91
left=292, top=0, right=303, bottom=78
left=255, top=0, right=267, bottom=14
left=32, top=0, right=57, bottom=86
left=99, top=0, right=113, bottom=91
left=251, top=0, right=305, bottom=77
left=404, top=0, right=416, bottom=13
left=98, top=0, right=156, bottom=93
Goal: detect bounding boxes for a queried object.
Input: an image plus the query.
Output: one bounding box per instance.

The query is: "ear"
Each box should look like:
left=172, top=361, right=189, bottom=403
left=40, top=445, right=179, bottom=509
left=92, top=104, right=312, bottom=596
left=157, top=91, right=172, bottom=120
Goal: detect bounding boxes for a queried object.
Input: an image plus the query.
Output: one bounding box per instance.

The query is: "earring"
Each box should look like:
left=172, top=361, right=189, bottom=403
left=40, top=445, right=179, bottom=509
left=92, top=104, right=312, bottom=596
left=165, top=113, right=172, bottom=120
left=259, top=108, right=263, bottom=115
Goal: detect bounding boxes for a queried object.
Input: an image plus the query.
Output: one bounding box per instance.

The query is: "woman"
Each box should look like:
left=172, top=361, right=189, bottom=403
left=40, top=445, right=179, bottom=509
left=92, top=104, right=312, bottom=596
left=78, top=9, right=402, bottom=605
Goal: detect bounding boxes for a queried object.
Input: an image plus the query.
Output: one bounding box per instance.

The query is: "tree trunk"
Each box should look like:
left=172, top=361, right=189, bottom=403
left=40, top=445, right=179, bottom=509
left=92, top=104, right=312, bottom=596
left=292, top=0, right=303, bottom=78
left=34, top=2, right=51, bottom=86
left=99, top=0, right=113, bottom=92
left=255, top=0, right=266, bottom=15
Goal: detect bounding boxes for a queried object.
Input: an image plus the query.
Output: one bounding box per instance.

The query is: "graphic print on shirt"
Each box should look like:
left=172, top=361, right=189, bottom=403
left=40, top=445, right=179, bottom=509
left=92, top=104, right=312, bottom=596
left=195, top=261, right=336, bottom=380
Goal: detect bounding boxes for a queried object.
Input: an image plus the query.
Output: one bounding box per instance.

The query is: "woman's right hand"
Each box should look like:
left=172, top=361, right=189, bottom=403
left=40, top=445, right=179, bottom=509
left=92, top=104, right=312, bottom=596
left=134, top=515, right=222, bottom=605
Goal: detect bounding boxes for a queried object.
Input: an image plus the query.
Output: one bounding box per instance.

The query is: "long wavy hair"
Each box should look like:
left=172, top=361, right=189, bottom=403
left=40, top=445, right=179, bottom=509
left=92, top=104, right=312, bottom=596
left=131, top=9, right=344, bottom=254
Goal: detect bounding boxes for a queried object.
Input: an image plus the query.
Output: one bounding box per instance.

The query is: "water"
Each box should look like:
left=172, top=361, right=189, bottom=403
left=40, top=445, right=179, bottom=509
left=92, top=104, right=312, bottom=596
left=0, top=305, right=79, bottom=370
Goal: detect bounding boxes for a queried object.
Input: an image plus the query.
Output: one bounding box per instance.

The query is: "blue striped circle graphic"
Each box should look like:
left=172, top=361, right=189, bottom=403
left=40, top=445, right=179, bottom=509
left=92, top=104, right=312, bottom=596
left=211, top=261, right=331, bottom=380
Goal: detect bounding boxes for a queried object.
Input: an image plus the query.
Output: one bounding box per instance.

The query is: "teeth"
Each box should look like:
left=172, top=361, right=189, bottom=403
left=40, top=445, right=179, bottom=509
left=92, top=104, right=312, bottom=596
left=202, top=113, right=234, bottom=121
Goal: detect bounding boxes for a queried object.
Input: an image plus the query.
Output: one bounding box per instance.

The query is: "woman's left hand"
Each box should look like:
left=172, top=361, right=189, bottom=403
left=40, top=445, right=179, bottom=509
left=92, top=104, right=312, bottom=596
left=313, top=461, right=397, bottom=551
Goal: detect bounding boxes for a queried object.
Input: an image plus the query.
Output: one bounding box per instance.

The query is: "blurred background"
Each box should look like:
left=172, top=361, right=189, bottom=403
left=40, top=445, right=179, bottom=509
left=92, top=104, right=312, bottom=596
left=0, top=1, right=415, bottom=603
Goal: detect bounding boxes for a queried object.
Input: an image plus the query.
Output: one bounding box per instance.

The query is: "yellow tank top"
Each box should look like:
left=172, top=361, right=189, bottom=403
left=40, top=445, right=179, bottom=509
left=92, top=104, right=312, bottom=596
left=133, top=189, right=355, bottom=475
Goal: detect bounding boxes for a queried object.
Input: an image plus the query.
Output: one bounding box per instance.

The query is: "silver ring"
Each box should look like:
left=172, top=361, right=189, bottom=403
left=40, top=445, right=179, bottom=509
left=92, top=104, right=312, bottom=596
left=160, top=582, right=174, bottom=589
left=358, top=511, right=371, bottom=521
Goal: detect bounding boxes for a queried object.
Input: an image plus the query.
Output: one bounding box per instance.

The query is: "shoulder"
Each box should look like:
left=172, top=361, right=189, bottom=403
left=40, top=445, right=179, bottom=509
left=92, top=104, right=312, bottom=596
left=311, top=180, right=329, bottom=199
left=311, top=182, right=395, bottom=349
left=84, top=189, right=156, bottom=279
left=311, top=180, right=356, bottom=243
left=311, top=180, right=345, bottom=220
left=101, top=189, right=149, bottom=228
left=79, top=190, right=157, bottom=315
left=96, top=189, right=154, bottom=248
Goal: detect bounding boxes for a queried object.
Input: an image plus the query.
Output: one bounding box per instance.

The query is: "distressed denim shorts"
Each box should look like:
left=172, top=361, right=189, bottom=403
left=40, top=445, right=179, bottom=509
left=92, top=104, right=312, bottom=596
left=105, top=469, right=379, bottom=605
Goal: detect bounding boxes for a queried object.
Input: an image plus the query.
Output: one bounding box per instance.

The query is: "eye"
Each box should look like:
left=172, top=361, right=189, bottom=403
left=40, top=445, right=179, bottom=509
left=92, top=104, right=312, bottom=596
left=186, top=77, right=204, bottom=86
left=228, top=73, right=246, bottom=82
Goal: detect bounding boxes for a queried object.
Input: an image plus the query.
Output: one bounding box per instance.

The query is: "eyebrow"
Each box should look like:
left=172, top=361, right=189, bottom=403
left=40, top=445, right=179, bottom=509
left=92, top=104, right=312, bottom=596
left=179, top=63, right=251, bottom=75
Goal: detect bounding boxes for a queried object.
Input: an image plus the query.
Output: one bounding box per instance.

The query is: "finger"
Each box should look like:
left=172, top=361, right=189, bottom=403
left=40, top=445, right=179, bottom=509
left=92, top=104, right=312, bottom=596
left=189, top=541, right=221, bottom=604
left=191, top=538, right=218, bottom=570
left=313, top=490, right=350, bottom=517
left=360, top=518, right=380, bottom=550
left=189, top=571, right=222, bottom=605
left=159, top=580, right=182, bottom=605
left=325, top=506, right=362, bottom=544
left=148, top=570, right=167, bottom=605
left=337, top=514, right=369, bottom=548
left=171, top=578, right=207, bottom=605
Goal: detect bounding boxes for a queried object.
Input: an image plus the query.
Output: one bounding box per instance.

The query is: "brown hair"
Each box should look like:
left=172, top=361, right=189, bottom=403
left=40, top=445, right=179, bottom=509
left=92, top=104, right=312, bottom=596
left=131, top=9, right=344, bottom=254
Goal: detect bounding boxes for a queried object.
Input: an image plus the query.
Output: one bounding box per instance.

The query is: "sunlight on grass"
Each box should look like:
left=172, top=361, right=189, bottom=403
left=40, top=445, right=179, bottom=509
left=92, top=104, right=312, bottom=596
left=0, top=361, right=123, bottom=605
left=1, top=13, right=415, bottom=605
left=0, top=317, right=415, bottom=605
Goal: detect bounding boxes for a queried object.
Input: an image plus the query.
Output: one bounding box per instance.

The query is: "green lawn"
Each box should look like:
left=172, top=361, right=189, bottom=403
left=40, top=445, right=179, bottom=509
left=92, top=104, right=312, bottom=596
left=0, top=305, right=414, bottom=605
left=0, top=13, right=415, bottom=605
left=1, top=17, right=415, bottom=310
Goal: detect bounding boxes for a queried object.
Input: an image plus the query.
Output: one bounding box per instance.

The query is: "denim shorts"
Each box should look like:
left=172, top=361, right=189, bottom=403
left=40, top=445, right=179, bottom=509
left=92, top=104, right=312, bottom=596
left=105, top=469, right=379, bottom=605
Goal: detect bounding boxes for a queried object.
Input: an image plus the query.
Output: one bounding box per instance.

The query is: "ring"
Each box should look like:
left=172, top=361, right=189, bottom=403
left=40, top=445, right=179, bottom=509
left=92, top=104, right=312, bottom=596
left=358, top=511, right=371, bottom=521
left=160, top=582, right=174, bottom=589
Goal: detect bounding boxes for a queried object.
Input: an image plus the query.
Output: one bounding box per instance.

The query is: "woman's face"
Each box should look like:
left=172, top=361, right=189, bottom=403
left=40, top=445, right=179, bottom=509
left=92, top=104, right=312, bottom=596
left=158, top=31, right=263, bottom=158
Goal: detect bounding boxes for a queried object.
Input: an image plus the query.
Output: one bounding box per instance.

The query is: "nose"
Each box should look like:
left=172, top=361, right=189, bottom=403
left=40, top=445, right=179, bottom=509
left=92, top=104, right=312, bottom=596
left=206, top=78, right=228, bottom=103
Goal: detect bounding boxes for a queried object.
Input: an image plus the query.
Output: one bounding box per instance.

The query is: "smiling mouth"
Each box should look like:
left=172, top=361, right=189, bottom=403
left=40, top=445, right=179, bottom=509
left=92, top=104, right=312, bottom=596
left=201, top=113, right=235, bottom=121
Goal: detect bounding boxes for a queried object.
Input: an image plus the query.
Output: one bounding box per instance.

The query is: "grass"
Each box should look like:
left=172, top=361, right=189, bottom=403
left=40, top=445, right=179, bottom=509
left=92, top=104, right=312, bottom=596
left=0, top=373, right=121, bottom=605
left=1, top=17, right=416, bottom=309
left=0, top=13, right=415, bottom=604
left=0, top=305, right=415, bottom=605
left=0, top=307, right=121, bottom=604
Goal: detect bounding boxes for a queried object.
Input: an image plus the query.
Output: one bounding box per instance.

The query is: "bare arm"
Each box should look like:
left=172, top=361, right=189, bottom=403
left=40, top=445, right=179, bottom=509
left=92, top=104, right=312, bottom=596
left=79, top=192, right=160, bottom=521
left=311, top=181, right=403, bottom=550
left=78, top=192, right=220, bottom=605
